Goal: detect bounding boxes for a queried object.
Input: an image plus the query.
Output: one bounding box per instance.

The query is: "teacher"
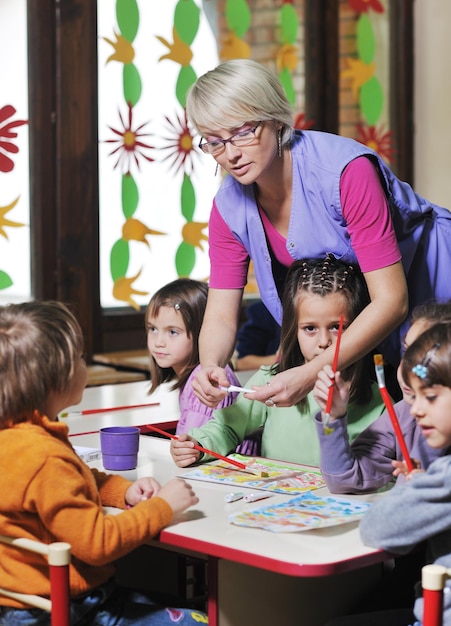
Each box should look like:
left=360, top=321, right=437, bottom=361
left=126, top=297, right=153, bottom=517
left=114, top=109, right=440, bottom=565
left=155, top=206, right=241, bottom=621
left=185, top=59, right=451, bottom=408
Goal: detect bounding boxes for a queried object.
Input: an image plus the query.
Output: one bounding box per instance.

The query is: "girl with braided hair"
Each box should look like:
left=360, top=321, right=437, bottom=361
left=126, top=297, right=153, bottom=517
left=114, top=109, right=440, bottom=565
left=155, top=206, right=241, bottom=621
left=170, top=255, right=385, bottom=469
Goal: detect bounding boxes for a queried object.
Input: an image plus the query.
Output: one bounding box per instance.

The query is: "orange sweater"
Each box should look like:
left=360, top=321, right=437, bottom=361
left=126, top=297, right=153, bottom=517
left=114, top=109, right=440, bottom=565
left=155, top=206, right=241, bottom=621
left=0, top=416, right=173, bottom=608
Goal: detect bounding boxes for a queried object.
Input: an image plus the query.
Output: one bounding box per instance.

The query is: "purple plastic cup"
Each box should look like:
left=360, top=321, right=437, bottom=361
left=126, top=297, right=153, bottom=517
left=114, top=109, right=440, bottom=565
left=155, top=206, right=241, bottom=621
left=99, top=426, right=140, bottom=470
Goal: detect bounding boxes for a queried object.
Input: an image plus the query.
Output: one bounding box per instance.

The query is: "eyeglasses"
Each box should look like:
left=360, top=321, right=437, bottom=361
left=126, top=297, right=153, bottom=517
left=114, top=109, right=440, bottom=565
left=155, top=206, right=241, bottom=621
left=198, top=122, right=262, bottom=156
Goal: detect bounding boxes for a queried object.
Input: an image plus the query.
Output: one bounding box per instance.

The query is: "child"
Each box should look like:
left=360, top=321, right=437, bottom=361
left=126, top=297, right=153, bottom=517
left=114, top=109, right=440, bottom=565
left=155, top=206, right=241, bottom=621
left=349, top=322, right=451, bottom=626
left=170, top=255, right=385, bottom=468
left=146, top=278, right=240, bottom=434
left=313, top=301, right=451, bottom=494
left=0, top=300, right=207, bottom=626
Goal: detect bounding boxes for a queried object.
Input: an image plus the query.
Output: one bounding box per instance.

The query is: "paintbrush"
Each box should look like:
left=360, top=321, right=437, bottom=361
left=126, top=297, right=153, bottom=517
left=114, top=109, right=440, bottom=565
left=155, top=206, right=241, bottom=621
left=374, top=354, right=415, bottom=472
left=323, top=314, right=344, bottom=435
left=219, top=385, right=255, bottom=394
left=141, top=423, right=268, bottom=476
left=59, top=402, right=160, bottom=418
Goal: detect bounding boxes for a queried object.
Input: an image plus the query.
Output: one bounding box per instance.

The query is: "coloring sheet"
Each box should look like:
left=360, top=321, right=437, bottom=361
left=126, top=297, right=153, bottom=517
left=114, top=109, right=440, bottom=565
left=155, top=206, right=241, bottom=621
left=228, top=492, right=371, bottom=533
left=179, top=454, right=326, bottom=495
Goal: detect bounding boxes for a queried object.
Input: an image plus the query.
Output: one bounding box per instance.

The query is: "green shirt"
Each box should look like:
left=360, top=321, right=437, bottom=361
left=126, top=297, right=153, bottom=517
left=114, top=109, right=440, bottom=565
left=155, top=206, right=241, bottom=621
left=189, top=366, right=385, bottom=467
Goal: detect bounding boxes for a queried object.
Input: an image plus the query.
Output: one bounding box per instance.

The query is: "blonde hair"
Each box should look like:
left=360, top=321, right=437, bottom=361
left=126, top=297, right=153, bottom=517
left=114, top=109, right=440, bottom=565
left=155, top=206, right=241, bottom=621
left=0, top=301, right=84, bottom=425
left=186, top=59, right=294, bottom=146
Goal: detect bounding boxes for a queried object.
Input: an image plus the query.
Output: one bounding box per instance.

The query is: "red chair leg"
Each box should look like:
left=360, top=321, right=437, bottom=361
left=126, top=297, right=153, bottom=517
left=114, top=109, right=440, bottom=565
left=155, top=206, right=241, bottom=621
left=48, top=542, right=71, bottom=626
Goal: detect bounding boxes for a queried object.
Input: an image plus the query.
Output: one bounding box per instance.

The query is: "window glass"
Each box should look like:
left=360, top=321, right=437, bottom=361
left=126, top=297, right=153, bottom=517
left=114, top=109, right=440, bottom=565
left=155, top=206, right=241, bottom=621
left=0, top=0, right=30, bottom=303
left=97, top=0, right=219, bottom=309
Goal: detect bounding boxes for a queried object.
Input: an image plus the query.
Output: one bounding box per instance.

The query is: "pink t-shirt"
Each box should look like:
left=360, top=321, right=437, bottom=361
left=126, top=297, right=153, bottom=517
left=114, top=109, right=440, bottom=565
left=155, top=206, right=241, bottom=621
left=208, top=156, right=401, bottom=289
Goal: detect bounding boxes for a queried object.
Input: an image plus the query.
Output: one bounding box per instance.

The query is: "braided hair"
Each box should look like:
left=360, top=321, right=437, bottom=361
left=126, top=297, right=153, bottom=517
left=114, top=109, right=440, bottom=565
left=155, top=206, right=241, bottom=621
left=277, top=254, right=372, bottom=405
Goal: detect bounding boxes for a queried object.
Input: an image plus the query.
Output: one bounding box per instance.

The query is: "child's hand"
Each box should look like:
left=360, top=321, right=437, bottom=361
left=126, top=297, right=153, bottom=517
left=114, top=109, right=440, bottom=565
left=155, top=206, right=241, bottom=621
left=125, top=477, right=161, bottom=506
left=392, top=458, right=423, bottom=480
left=170, top=433, right=201, bottom=467
left=313, top=365, right=350, bottom=422
left=157, top=478, right=199, bottom=516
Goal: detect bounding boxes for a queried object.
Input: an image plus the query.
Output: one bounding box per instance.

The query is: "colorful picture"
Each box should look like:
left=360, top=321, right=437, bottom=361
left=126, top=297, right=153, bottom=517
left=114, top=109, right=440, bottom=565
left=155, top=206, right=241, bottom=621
left=228, top=492, right=371, bottom=533
left=179, top=454, right=326, bottom=495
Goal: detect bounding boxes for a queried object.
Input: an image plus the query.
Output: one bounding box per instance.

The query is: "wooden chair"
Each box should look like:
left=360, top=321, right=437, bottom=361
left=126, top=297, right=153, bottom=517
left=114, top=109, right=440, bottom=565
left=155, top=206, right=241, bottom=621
left=0, top=536, right=71, bottom=626
left=422, top=564, right=451, bottom=626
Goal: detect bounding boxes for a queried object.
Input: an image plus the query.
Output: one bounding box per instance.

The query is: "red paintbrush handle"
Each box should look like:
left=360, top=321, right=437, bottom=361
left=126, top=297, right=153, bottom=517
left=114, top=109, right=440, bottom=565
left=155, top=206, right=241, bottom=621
left=141, top=424, right=247, bottom=470
left=81, top=402, right=159, bottom=415
left=325, top=385, right=335, bottom=415
left=379, top=386, right=415, bottom=472
left=324, top=315, right=344, bottom=415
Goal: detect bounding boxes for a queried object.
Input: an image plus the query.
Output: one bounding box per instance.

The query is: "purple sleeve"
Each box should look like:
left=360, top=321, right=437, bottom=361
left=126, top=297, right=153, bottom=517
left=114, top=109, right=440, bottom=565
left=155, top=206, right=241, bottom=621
left=176, top=365, right=240, bottom=434
left=316, top=401, right=419, bottom=494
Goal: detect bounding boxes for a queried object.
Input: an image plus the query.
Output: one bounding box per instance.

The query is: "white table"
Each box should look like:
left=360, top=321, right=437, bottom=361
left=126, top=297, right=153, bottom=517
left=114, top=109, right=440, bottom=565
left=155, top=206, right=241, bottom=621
left=72, top=431, right=391, bottom=626
left=64, top=381, right=180, bottom=436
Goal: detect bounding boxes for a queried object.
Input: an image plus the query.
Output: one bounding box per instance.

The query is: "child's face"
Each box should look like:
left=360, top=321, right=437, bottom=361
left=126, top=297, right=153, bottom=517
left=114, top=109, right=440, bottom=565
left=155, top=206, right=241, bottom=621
left=296, top=292, right=349, bottom=363
left=397, top=318, right=431, bottom=402
left=147, top=306, right=193, bottom=376
left=408, top=376, right=451, bottom=448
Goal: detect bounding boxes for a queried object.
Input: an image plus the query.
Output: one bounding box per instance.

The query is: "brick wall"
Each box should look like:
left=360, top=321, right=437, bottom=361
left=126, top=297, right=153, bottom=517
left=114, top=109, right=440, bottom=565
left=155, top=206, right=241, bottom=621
left=216, top=0, right=306, bottom=116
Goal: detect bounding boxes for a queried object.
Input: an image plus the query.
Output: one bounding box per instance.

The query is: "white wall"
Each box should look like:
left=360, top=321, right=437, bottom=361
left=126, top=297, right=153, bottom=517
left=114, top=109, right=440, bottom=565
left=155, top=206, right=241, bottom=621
left=414, top=0, right=451, bottom=209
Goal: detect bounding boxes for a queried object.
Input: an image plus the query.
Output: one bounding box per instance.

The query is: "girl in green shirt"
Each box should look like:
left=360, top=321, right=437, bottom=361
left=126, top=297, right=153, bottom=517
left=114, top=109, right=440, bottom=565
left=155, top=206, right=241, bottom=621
left=171, top=254, right=385, bottom=467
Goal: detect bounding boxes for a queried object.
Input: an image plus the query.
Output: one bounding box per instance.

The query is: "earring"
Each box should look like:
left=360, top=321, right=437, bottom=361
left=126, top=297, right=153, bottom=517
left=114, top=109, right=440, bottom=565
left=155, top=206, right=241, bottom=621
left=215, top=162, right=219, bottom=176
left=278, top=128, right=282, bottom=157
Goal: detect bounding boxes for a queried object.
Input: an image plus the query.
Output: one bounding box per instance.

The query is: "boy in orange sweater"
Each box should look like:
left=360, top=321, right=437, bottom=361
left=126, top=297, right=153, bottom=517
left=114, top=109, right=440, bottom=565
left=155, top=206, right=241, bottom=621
left=0, top=301, right=207, bottom=625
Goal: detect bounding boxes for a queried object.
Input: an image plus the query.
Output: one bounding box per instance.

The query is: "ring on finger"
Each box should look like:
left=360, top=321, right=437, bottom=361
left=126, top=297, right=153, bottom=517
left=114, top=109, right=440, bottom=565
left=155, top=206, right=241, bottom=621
left=265, top=397, right=276, bottom=407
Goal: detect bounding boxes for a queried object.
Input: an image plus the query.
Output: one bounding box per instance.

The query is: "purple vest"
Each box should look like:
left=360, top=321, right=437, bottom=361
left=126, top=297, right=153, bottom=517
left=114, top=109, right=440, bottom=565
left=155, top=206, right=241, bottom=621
left=214, top=131, right=451, bottom=365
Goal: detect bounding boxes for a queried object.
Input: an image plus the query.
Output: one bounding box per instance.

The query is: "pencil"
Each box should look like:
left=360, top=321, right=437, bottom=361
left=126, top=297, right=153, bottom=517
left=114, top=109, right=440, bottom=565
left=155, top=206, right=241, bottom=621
left=374, top=354, right=415, bottom=472
left=323, top=314, right=344, bottom=434
left=140, top=424, right=248, bottom=471
left=60, top=402, right=160, bottom=418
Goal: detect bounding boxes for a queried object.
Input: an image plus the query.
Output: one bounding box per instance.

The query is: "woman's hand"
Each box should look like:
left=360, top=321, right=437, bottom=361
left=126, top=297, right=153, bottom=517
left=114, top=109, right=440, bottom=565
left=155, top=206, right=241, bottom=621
left=248, top=361, right=319, bottom=407
left=313, top=365, right=350, bottom=421
left=170, top=433, right=202, bottom=467
left=125, top=477, right=161, bottom=506
left=191, top=366, right=230, bottom=408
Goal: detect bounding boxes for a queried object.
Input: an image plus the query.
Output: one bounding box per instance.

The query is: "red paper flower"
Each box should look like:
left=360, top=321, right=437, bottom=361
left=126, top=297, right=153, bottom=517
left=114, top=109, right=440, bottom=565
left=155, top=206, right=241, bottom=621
left=356, top=124, right=395, bottom=164
left=104, top=103, right=154, bottom=174
left=293, top=112, right=314, bottom=130
left=0, top=105, right=28, bottom=173
left=348, top=0, right=384, bottom=14
left=159, top=109, right=200, bottom=175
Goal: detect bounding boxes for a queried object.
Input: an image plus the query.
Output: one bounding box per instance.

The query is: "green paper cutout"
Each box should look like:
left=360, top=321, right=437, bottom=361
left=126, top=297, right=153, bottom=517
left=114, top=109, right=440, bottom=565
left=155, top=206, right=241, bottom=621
left=0, top=270, right=13, bottom=290
left=181, top=174, right=195, bottom=221
left=226, top=0, right=251, bottom=38
left=281, top=4, right=298, bottom=44
left=116, top=0, right=139, bottom=43
left=110, top=238, right=130, bottom=280
left=176, top=66, right=197, bottom=107
left=175, top=241, right=195, bottom=277
left=360, top=76, right=383, bottom=126
left=122, top=173, right=139, bottom=218
left=174, top=0, right=200, bottom=45
left=357, top=14, right=375, bottom=65
left=123, top=64, right=142, bottom=107
left=279, top=68, right=295, bottom=106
